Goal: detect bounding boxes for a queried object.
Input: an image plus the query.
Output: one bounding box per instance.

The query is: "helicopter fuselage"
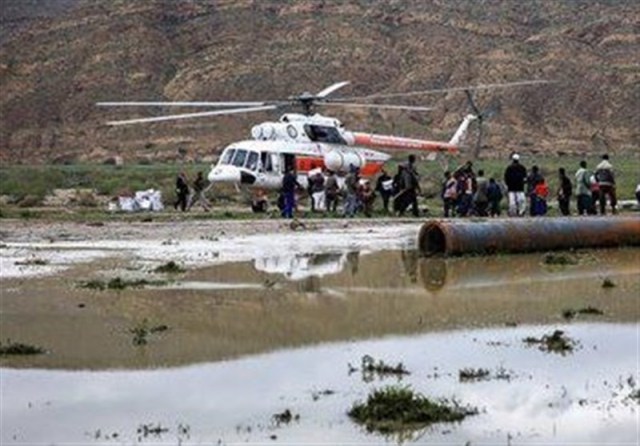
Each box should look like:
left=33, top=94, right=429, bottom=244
left=207, top=112, right=469, bottom=189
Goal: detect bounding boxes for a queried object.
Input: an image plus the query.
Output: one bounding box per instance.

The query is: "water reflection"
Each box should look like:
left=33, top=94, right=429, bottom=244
left=2, top=324, right=637, bottom=445
left=254, top=252, right=357, bottom=280
left=1, top=249, right=638, bottom=370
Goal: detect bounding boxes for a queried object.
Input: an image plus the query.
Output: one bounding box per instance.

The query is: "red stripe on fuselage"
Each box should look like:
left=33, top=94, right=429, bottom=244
left=296, top=156, right=384, bottom=177
left=353, top=133, right=459, bottom=153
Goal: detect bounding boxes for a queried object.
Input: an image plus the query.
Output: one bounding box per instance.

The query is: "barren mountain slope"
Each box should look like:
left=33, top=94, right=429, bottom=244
left=0, top=0, right=638, bottom=163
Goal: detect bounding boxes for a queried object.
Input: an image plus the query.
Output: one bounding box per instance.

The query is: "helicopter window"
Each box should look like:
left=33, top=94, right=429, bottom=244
left=232, top=149, right=248, bottom=167
left=303, top=125, right=345, bottom=144
left=221, top=149, right=235, bottom=165
left=246, top=152, right=259, bottom=171
left=261, top=152, right=273, bottom=172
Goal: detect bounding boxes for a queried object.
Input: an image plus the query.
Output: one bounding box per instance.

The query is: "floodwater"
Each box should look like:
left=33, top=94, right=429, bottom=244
left=1, top=239, right=639, bottom=444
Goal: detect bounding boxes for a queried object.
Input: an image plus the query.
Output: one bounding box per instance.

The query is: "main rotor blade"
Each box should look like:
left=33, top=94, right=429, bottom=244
left=338, top=80, right=555, bottom=101
left=97, top=101, right=268, bottom=107
left=321, top=102, right=433, bottom=112
left=315, top=81, right=350, bottom=98
left=106, top=105, right=277, bottom=126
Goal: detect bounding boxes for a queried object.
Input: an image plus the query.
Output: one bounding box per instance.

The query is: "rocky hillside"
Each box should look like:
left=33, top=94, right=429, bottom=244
left=0, top=0, right=638, bottom=164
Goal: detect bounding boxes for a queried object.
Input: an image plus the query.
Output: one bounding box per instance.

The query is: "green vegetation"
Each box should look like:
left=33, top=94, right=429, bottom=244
left=78, top=277, right=167, bottom=291
left=348, top=385, right=477, bottom=435
left=562, top=306, right=604, bottom=320
left=136, top=423, right=169, bottom=438
left=130, top=319, right=169, bottom=346
left=0, top=163, right=210, bottom=206
left=360, top=355, right=410, bottom=382
left=543, top=252, right=578, bottom=266
left=524, top=329, right=577, bottom=354
left=154, top=261, right=186, bottom=274
left=0, top=340, right=46, bottom=356
left=14, top=257, right=48, bottom=266
left=459, top=368, right=491, bottom=382
left=272, top=409, right=299, bottom=425
left=602, top=277, right=616, bottom=288
left=0, top=155, right=637, bottom=220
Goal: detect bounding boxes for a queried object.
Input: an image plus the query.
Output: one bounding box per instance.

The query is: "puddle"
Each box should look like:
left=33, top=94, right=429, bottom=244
left=1, top=324, right=637, bottom=444
left=1, top=248, right=638, bottom=369
left=1, top=224, right=638, bottom=444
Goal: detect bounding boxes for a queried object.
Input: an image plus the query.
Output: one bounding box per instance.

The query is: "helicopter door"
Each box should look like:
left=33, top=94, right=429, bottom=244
left=282, top=153, right=296, bottom=173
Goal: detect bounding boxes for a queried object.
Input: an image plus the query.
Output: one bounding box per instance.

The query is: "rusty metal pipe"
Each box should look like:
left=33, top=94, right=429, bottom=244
left=418, top=216, right=640, bottom=256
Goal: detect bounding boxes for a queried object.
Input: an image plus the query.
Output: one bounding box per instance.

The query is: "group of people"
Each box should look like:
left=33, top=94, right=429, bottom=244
left=448, top=153, right=618, bottom=218
left=279, top=155, right=422, bottom=218
left=176, top=152, right=624, bottom=219
left=173, top=171, right=211, bottom=212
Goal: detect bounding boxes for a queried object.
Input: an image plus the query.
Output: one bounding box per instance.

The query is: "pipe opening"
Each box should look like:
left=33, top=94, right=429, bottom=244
left=420, top=223, right=447, bottom=256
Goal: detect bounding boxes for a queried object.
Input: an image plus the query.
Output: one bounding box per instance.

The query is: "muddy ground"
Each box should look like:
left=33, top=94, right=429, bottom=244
left=1, top=217, right=639, bottom=444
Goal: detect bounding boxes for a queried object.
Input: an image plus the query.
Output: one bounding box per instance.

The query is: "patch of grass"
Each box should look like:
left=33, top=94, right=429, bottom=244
left=459, top=368, right=490, bottom=382
left=360, top=355, right=410, bottom=382
left=562, top=306, right=605, bottom=320
left=136, top=423, right=169, bottom=439
left=130, top=319, right=169, bottom=346
left=543, top=252, right=578, bottom=266
left=602, top=277, right=616, bottom=288
left=78, top=277, right=167, bottom=291
left=272, top=409, right=299, bottom=426
left=524, top=329, right=577, bottom=355
left=312, top=389, right=336, bottom=401
left=14, top=257, right=48, bottom=266
left=348, top=385, right=477, bottom=435
left=154, top=261, right=186, bottom=274
left=0, top=340, right=46, bottom=356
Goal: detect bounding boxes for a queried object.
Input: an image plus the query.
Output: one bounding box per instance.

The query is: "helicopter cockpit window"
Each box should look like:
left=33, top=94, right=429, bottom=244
left=303, top=125, right=345, bottom=144
left=232, top=149, right=248, bottom=167
left=220, top=149, right=235, bottom=165
left=246, top=152, right=259, bottom=171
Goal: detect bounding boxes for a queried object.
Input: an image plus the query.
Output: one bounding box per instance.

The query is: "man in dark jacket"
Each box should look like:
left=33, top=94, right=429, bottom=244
left=174, top=171, right=190, bottom=212
left=398, top=154, right=420, bottom=217
left=504, top=154, right=527, bottom=216
left=375, top=169, right=393, bottom=214
left=557, top=167, right=572, bottom=216
left=281, top=167, right=299, bottom=218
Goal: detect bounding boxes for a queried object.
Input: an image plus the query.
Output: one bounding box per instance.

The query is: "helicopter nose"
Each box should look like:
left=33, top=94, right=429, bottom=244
left=207, top=165, right=242, bottom=183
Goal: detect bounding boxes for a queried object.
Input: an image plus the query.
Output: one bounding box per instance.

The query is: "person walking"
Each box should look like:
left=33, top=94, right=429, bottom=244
left=575, top=160, right=592, bottom=216
left=487, top=178, right=503, bottom=217
left=473, top=169, right=489, bottom=217
left=174, top=171, right=190, bottom=212
left=281, top=167, right=299, bottom=219
left=442, top=171, right=458, bottom=218
left=187, top=171, right=211, bottom=211
left=595, top=154, right=617, bottom=214
left=526, top=165, right=543, bottom=216
left=375, top=169, right=393, bottom=214
left=557, top=168, right=572, bottom=216
left=343, top=164, right=360, bottom=218
left=532, top=177, right=549, bottom=216
left=309, top=170, right=326, bottom=212
left=324, top=170, right=340, bottom=214
left=399, top=154, right=420, bottom=217
left=504, top=153, right=527, bottom=216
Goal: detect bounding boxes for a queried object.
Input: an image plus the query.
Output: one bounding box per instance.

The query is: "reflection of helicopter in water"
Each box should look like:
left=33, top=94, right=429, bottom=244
left=98, top=80, right=550, bottom=193
left=253, top=251, right=359, bottom=281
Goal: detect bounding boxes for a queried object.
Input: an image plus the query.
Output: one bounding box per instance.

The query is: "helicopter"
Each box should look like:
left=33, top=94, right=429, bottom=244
left=97, top=79, right=550, bottom=193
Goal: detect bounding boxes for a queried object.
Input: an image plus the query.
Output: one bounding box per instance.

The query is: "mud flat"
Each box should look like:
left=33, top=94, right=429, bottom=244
left=1, top=218, right=639, bottom=444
